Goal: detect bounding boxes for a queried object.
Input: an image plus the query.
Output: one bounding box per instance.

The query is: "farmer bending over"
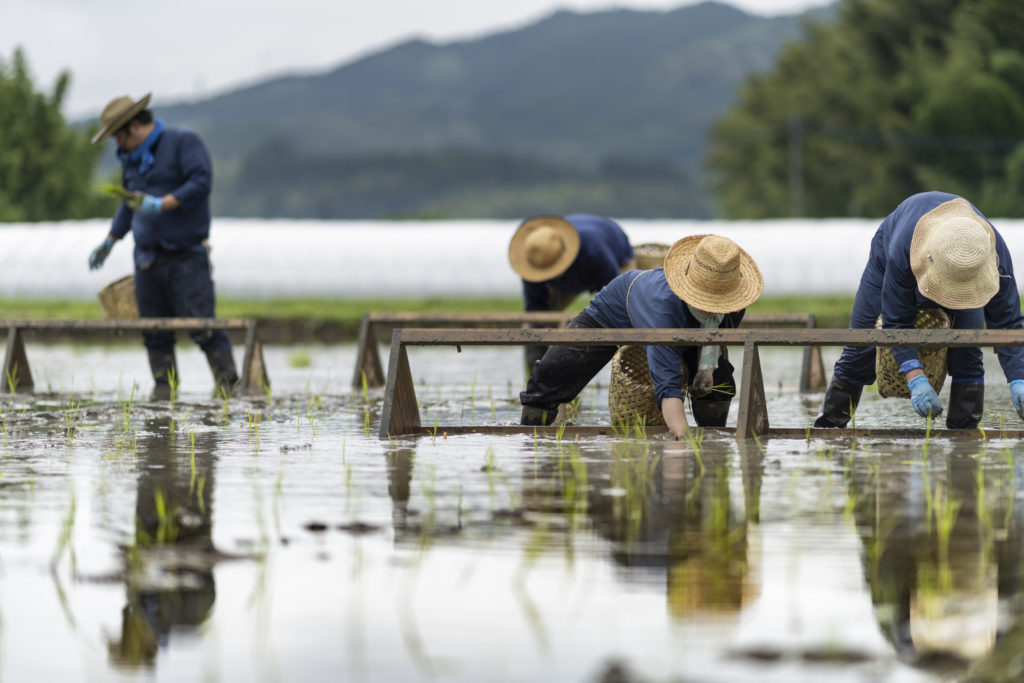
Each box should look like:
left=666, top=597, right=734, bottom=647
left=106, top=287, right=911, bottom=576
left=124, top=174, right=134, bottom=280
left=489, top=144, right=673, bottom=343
left=509, top=214, right=635, bottom=373
left=519, top=234, right=764, bottom=438
left=815, top=191, right=1024, bottom=429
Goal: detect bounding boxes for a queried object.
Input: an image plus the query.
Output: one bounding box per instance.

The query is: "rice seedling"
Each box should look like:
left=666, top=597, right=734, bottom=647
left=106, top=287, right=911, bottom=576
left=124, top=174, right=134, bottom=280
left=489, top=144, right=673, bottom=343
left=63, top=397, right=81, bottom=443
left=261, top=376, right=273, bottom=405
left=51, top=489, right=77, bottom=571
left=5, top=363, right=18, bottom=394
left=167, top=367, right=180, bottom=404
left=289, top=350, right=312, bottom=368
left=152, top=489, right=179, bottom=545
left=305, top=405, right=319, bottom=439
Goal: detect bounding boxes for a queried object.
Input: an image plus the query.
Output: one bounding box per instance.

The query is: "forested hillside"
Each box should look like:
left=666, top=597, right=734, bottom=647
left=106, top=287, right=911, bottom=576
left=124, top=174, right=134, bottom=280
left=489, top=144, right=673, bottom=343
left=153, top=1, right=827, bottom=218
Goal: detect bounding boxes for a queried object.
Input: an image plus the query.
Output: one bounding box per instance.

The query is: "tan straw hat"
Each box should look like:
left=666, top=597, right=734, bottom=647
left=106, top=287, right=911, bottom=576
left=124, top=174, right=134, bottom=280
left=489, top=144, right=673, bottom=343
left=909, top=198, right=998, bottom=310
left=508, top=216, right=581, bottom=282
left=663, top=234, right=763, bottom=313
left=91, top=93, right=152, bottom=144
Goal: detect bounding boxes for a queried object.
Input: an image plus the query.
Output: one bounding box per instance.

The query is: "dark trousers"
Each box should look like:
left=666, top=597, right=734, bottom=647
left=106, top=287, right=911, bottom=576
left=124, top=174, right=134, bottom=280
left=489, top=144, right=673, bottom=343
left=134, top=250, right=232, bottom=354
left=520, top=313, right=736, bottom=414
left=832, top=250, right=984, bottom=385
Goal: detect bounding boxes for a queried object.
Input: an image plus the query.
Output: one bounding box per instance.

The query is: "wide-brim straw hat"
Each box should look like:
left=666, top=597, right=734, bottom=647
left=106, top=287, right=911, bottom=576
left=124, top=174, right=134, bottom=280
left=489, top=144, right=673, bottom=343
left=909, top=198, right=999, bottom=310
left=91, top=93, right=151, bottom=144
left=663, top=234, right=763, bottom=313
left=508, top=216, right=581, bottom=282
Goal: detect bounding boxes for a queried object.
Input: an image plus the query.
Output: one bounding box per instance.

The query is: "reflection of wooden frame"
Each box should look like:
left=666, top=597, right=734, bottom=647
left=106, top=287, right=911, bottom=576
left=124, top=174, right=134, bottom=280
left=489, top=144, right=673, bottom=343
left=353, top=311, right=826, bottom=393
left=1, top=318, right=269, bottom=395
left=378, top=327, right=1024, bottom=441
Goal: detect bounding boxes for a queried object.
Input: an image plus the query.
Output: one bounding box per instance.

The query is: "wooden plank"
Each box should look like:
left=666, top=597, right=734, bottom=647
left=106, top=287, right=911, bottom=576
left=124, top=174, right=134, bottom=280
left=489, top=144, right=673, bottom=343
left=241, top=333, right=270, bottom=397
left=736, top=342, right=769, bottom=440
left=391, top=327, right=1024, bottom=347
left=378, top=330, right=421, bottom=438
left=799, top=314, right=827, bottom=393
left=2, top=328, right=33, bottom=391
left=390, top=425, right=1024, bottom=439
left=0, top=318, right=251, bottom=331
left=352, top=314, right=385, bottom=389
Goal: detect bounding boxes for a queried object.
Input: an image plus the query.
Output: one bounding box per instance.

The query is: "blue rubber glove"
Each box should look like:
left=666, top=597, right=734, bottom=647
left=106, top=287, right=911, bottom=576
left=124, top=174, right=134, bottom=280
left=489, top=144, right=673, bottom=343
left=88, top=238, right=114, bottom=270
left=127, top=192, right=162, bottom=216
left=1010, top=380, right=1024, bottom=420
left=908, top=374, right=943, bottom=418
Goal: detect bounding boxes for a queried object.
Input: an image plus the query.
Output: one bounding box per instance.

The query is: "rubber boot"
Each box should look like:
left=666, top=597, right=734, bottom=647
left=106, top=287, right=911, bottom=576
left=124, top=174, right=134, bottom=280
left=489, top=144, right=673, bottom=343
left=205, top=345, right=239, bottom=398
left=524, top=345, right=546, bottom=379
left=691, top=399, right=730, bottom=427
left=521, top=404, right=559, bottom=426
left=148, top=349, right=178, bottom=401
left=946, top=381, right=984, bottom=430
left=813, top=377, right=863, bottom=428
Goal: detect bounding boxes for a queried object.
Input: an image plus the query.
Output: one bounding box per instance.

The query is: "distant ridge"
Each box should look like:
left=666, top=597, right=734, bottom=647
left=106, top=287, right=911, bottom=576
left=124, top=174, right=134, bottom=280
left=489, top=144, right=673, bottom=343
left=150, top=1, right=835, bottom=218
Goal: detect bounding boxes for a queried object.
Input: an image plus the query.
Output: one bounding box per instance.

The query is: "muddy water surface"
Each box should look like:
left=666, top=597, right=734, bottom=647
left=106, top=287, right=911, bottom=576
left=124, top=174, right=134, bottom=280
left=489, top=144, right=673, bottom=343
left=1, top=342, right=1022, bottom=682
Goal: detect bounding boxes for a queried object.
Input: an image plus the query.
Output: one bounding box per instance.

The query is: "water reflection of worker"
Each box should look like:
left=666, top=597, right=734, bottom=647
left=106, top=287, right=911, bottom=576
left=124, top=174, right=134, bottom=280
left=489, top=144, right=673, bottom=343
left=87, top=93, right=239, bottom=399
left=815, top=192, right=1024, bottom=429
left=509, top=215, right=635, bottom=371
left=584, top=440, right=761, bottom=617
left=520, top=235, right=764, bottom=436
left=108, top=425, right=218, bottom=667
left=846, top=443, right=1024, bottom=670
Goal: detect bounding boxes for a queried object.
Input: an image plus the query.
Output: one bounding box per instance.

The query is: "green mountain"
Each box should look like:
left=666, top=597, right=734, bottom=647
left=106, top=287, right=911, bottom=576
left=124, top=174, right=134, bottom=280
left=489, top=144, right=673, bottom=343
left=153, top=1, right=835, bottom=218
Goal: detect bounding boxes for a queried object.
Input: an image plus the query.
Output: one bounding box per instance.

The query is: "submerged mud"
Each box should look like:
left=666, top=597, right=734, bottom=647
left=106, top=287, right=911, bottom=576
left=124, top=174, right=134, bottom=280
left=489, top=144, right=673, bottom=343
left=0, top=342, right=1023, bottom=682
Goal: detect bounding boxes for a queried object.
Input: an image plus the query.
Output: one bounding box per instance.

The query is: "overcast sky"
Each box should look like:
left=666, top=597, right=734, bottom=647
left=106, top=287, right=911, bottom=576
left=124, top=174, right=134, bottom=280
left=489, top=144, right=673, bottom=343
left=2, top=0, right=832, bottom=119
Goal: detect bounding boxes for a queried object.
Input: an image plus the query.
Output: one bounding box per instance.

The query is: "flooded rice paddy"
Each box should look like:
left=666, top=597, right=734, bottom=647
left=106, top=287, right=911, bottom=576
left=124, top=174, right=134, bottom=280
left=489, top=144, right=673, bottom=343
left=2, top=341, right=1024, bottom=682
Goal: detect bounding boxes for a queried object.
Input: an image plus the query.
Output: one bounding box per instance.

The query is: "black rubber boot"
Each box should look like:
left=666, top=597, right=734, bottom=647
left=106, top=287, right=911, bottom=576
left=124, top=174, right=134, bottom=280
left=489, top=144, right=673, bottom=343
left=946, top=381, right=984, bottom=429
left=691, top=399, right=730, bottom=427
left=524, top=345, right=546, bottom=379
left=813, top=378, right=863, bottom=428
left=205, top=345, right=239, bottom=398
left=521, top=404, right=559, bottom=426
left=148, top=349, right=178, bottom=401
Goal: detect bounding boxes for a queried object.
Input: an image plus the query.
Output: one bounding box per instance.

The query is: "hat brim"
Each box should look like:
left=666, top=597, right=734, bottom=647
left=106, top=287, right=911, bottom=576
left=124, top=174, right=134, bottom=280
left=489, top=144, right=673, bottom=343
left=909, top=198, right=999, bottom=310
left=91, top=93, right=152, bottom=144
left=508, top=216, right=581, bottom=282
left=663, top=234, right=764, bottom=313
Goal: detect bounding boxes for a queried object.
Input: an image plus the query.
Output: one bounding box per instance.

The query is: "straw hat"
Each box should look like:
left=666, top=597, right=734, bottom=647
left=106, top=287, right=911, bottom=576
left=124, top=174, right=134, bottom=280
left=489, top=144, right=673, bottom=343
left=508, top=216, right=581, bottom=282
left=663, top=235, right=763, bottom=313
left=91, top=93, right=152, bottom=144
left=909, top=198, right=999, bottom=310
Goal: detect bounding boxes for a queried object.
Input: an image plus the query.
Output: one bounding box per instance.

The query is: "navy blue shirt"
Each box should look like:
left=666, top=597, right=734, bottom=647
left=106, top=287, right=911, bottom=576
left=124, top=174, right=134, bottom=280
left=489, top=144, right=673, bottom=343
left=872, top=191, right=1024, bottom=381
left=584, top=269, right=744, bottom=405
left=110, top=126, right=212, bottom=268
left=523, top=214, right=634, bottom=310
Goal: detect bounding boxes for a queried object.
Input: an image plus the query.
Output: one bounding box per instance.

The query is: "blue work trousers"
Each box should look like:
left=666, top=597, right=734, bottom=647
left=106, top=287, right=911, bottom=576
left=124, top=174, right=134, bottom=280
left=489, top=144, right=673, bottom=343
left=832, top=265, right=985, bottom=387
left=134, top=250, right=231, bottom=354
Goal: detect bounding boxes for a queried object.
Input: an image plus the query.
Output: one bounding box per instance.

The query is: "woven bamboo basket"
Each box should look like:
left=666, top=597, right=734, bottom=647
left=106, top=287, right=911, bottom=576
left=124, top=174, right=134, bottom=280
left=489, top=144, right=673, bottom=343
left=634, top=243, right=670, bottom=270
left=98, top=275, right=139, bottom=319
left=875, top=308, right=950, bottom=398
left=609, top=344, right=689, bottom=426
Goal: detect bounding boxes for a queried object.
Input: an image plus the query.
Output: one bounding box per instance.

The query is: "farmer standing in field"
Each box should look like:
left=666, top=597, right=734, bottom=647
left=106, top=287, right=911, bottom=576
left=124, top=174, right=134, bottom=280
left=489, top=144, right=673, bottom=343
left=519, top=234, right=764, bottom=438
left=814, top=191, right=1024, bottom=429
left=509, top=214, right=635, bottom=372
left=87, top=93, right=238, bottom=398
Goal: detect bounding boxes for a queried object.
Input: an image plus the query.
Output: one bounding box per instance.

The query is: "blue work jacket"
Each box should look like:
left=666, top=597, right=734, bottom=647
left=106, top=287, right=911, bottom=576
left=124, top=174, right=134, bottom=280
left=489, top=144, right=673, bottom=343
left=110, top=126, right=213, bottom=268
left=583, top=269, right=744, bottom=406
left=523, top=214, right=634, bottom=310
left=873, top=191, right=1024, bottom=381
